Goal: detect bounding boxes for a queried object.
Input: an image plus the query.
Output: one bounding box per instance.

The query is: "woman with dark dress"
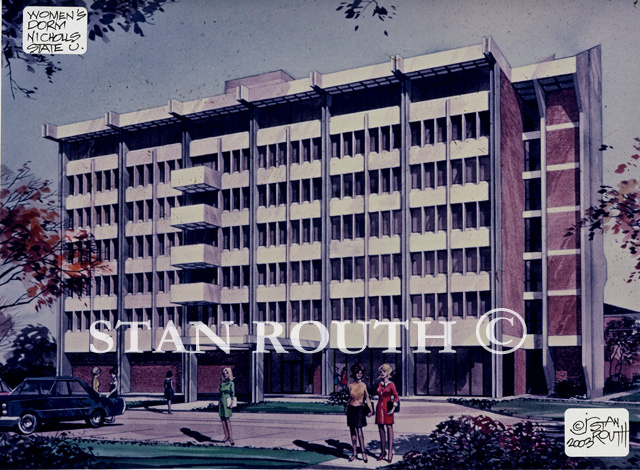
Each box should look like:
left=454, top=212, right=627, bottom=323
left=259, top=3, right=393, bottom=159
left=345, top=363, right=373, bottom=462
left=219, top=367, right=235, bottom=445
left=375, top=363, right=399, bottom=463
left=106, top=368, right=118, bottom=398
left=164, top=370, right=175, bottom=414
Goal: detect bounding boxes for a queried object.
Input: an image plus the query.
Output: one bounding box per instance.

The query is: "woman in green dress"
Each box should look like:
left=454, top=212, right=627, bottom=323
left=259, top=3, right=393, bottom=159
left=219, top=367, right=235, bottom=445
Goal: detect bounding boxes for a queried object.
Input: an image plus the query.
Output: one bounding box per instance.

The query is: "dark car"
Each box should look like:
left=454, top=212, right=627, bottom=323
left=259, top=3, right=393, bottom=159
left=0, top=379, right=11, bottom=395
left=0, top=376, right=126, bottom=435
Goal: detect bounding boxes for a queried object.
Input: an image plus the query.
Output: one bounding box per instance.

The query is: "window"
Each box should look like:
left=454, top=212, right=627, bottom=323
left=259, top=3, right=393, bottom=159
left=436, top=118, right=446, bottom=143
left=369, top=128, right=379, bottom=153
left=525, top=259, right=542, bottom=292
left=331, top=176, right=341, bottom=199
left=425, top=251, right=435, bottom=275
left=331, top=135, right=341, bottom=159
left=369, top=255, right=379, bottom=279
left=479, top=156, right=490, bottom=182
left=411, top=252, right=422, bottom=276
left=466, top=248, right=478, bottom=273
left=355, top=257, right=365, bottom=280
left=331, top=217, right=340, bottom=240
left=451, top=204, right=463, bottom=230
left=436, top=161, right=447, bottom=187
left=480, top=247, right=491, bottom=272
left=437, top=206, right=447, bottom=231
left=411, top=209, right=422, bottom=233
left=290, top=141, right=300, bottom=164
left=465, top=113, right=476, bottom=140
left=331, top=259, right=341, bottom=281
left=525, top=179, right=542, bottom=211
left=424, top=163, right=435, bottom=189
left=343, top=174, right=353, bottom=198
left=291, top=220, right=300, bottom=244
left=411, top=165, right=422, bottom=190
left=410, top=122, right=421, bottom=146
left=465, top=158, right=477, bottom=184
left=525, top=217, right=542, bottom=252
left=479, top=201, right=491, bottom=227
left=452, top=249, right=463, bottom=273
left=369, top=212, right=379, bottom=237
left=437, top=250, right=447, bottom=275
left=451, top=115, right=462, bottom=141
left=465, top=202, right=477, bottom=229
left=355, top=131, right=365, bottom=154
left=424, top=120, right=435, bottom=145
left=525, top=139, right=541, bottom=172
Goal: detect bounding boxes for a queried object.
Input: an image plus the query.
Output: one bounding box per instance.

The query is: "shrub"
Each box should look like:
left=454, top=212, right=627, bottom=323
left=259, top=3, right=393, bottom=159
left=549, top=378, right=587, bottom=399
left=326, top=389, right=349, bottom=407
left=604, top=375, right=635, bottom=393
left=0, top=433, right=98, bottom=469
left=447, top=397, right=497, bottom=410
left=397, top=415, right=592, bottom=470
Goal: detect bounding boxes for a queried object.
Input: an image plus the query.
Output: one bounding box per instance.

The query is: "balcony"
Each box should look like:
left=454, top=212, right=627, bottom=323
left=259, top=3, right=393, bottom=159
left=171, top=166, right=221, bottom=193
left=170, top=282, right=221, bottom=305
left=171, top=244, right=221, bottom=269
left=171, top=204, right=221, bottom=229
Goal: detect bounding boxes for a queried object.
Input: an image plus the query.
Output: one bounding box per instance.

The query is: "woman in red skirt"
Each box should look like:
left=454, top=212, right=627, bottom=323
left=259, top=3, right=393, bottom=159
left=375, top=363, right=399, bottom=463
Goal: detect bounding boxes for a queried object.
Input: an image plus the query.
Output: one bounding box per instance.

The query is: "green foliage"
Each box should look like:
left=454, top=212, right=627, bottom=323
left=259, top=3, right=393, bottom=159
left=336, top=1, right=396, bottom=34
left=447, top=397, right=498, bottom=410
left=397, top=415, right=592, bottom=470
left=605, top=316, right=640, bottom=386
left=549, top=378, right=587, bottom=399
left=0, top=433, right=98, bottom=469
left=326, top=388, right=350, bottom=407
left=0, top=324, right=56, bottom=388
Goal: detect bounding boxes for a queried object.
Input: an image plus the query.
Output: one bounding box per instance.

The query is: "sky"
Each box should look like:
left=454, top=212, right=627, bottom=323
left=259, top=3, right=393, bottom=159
left=1, top=0, right=639, bottom=337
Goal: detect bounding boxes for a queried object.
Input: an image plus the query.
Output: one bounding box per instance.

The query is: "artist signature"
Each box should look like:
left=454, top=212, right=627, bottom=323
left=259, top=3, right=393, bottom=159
left=566, top=415, right=629, bottom=449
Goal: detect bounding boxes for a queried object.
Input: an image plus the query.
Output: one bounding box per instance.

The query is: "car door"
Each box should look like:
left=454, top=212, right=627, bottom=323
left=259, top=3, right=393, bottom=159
left=45, top=380, right=74, bottom=421
left=68, top=379, right=95, bottom=419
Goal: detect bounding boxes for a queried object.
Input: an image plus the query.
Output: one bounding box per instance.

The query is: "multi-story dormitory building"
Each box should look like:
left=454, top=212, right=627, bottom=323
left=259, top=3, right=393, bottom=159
left=43, top=37, right=605, bottom=401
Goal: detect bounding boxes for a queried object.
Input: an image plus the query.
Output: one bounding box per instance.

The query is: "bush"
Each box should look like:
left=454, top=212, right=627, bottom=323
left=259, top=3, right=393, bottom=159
left=447, top=397, right=497, bottom=410
left=0, top=433, right=98, bottom=469
left=604, top=375, right=635, bottom=393
left=549, top=378, right=587, bottom=399
left=397, top=415, right=592, bottom=470
left=326, top=388, right=349, bottom=407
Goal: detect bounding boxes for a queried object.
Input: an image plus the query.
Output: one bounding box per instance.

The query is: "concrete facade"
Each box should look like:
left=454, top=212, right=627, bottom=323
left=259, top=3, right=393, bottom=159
left=45, top=38, right=605, bottom=400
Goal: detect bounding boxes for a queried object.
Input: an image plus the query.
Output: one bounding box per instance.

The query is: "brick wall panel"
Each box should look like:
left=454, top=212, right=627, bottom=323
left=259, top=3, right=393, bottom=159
left=548, top=295, right=580, bottom=336
left=547, top=128, right=579, bottom=165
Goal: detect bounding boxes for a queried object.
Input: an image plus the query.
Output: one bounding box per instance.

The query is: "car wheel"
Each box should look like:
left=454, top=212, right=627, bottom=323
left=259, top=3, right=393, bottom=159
left=86, top=409, right=105, bottom=428
left=18, top=412, right=38, bottom=435
left=104, top=416, right=115, bottom=424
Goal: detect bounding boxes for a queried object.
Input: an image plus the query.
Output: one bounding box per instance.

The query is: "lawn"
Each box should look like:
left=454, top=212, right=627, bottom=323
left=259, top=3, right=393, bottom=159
left=194, top=401, right=345, bottom=415
left=77, top=439, right=336, bottom=469
left=459, top=397, right=640, bottom=422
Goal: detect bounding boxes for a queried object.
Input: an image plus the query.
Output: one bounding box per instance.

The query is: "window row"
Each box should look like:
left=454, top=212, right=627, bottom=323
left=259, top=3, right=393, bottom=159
left=410, top=156, right=490, bottom=190
left=257, top=139, right=322, bottom=170
left=126, top=233, right=181, bottom=259
left=125, top=270, right=182, bottom=295
left=222, top=225, right=250, bottom=250
left=222, top=265, right=250, bottom=288
left=410, top=247, right=491, bottom=277
left=330, top=167, right=402, bottom=198
left=330, top=254, right=403, bottom=282
left=223, top=187, right=250, bottom=211
left=93, top=275, right=119, bottom=296
left=257, top=178, right=323, bottom=207
left=331, top=125, right=401, bottom=159
left=410, top=291, right=491, bottom=319
left=331, top=295, right=402, bottom=321
left=257, top=218, right=322, bottom=247
left=410, top=201, right=490, bottom=233
left=256, top=300, right=323, bottom=323
left=68, top=169, right=120, bottom=196
left=65, top=307, right=183, bottom=332
left=409, top=111, right=490, bottom=147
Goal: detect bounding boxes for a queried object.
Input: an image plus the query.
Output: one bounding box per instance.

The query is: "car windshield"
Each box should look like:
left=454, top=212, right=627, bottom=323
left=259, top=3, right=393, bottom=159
left=12, top=380, right=56, bottom=396
left=0, top=380, right=10, bottom=393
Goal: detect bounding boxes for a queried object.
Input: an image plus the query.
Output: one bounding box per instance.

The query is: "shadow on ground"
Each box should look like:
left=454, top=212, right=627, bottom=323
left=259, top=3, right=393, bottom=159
left=364, top=434, right=431, bottom=457
left=180, top=427, right=226, bottom=443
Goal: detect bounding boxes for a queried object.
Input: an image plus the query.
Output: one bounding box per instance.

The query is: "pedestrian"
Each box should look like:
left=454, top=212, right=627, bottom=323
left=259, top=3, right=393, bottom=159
left=345, top=363, right=372, bottom=462
left=164, top=370, right=175, bottom=414
left=91, top=367, right=101, bottom=393
left=333, top=367, right=341, bottom=392
left=341, top=366, right=348, bottom=390
left=374, top=363, right=399, bottom=463
left=219, top=367, right=236, bottom=445
left=107, top=368, right=118, bottom=398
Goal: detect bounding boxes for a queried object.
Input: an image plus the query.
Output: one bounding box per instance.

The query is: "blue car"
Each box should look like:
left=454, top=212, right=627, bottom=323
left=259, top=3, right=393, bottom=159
left=0, top=376, right=126, bottom=435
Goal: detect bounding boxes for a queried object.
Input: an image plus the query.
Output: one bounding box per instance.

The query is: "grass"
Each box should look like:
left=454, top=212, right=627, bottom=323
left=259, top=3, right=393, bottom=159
left=195, top=401, right=345, bottom=415
left=457, top=397, right=640, bottom=422
left=612, top=390, right=640, bottom=402
left=77, top=439, right=335, bottom=469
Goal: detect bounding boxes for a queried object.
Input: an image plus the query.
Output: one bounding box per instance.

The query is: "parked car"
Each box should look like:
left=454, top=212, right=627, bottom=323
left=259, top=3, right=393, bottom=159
left=0, top=379, right=11, bottom=395
left=0, top=376, right=126, bottom=435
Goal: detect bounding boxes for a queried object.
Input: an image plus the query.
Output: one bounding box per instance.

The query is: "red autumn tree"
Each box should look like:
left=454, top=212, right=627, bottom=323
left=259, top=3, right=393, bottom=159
left=571, top=138, right=640, bottom=282
left=0, top=163, right=108, bottom=313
